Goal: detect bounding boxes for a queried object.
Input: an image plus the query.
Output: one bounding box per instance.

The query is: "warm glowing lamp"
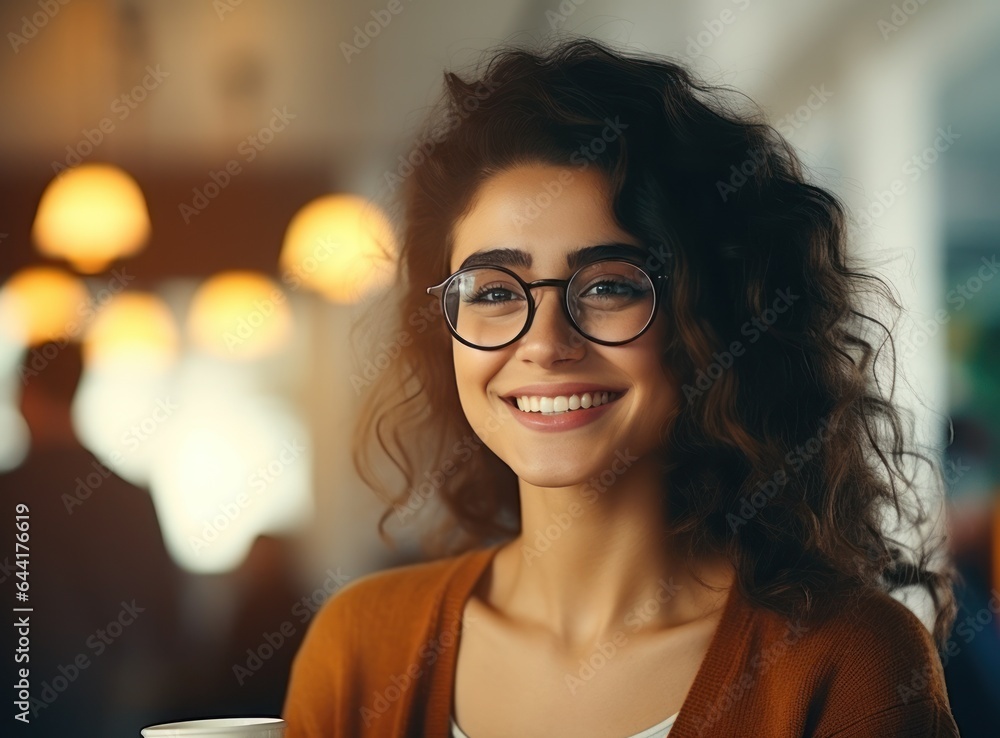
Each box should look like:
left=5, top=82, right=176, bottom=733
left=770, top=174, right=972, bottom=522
left=0, top=266, right=90, bottom=345
left=187, top=271, right=292, bottom=360
left=82, top=292, right=179, bottom=371
left=279, top=193, right=396, bottom=304
left=32, top=163, right=151, bottom=273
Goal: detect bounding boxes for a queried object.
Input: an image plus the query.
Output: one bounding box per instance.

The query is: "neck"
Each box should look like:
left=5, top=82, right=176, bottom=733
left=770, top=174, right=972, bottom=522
left=492, top=454, right=734, bottom=650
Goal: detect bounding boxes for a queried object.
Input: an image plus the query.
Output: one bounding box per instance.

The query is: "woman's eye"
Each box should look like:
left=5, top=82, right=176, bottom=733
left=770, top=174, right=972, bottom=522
left=476, top=289, right=510, bottom=302
left=467, top=284, right=522, bottom=303
left=581, top=279, right=643, bottom=298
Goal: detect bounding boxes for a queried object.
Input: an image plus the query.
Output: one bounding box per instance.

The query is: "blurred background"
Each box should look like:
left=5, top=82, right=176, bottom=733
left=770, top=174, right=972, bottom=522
left=0, top=0, right=998, bottom=735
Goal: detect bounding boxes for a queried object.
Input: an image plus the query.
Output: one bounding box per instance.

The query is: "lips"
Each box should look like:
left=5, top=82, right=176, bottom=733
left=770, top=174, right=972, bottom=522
left=503, top=389, right=624, bottom=431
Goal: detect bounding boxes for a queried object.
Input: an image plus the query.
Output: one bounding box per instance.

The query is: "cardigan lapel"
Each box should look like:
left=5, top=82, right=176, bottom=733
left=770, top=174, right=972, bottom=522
left=417, top=542, right=748, bottom=738
left=668, top=582, right=751, bottom=738
left=422, top=543, right=506, bottom=738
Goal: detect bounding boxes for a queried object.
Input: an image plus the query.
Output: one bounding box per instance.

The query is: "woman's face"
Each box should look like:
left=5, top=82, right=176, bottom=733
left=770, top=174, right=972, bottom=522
left=448, top=162, right=679, bottom=486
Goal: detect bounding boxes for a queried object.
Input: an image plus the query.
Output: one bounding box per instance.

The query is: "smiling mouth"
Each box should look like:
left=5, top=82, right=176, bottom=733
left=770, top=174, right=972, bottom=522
left=504, top=390, right=624, bottom=415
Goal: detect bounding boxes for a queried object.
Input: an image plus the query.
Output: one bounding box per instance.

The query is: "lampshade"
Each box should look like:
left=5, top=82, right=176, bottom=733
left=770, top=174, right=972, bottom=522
left=0, top=266, right=90, bottom=346
left=82, top=291, right=179, bottom=371
left=32, top=163, right=151, bottom=273
left=186, top=271, right=292, bottom=360
left=279, top=193, right=396, bottom=304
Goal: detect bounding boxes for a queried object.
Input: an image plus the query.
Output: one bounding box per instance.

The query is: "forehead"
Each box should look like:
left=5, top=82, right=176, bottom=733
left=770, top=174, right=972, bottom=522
left=449, top=164, right=641, bottom=273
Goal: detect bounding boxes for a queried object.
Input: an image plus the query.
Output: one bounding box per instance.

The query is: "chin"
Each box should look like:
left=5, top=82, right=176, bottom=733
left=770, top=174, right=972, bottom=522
left=507, top=456, right=598, bottom=490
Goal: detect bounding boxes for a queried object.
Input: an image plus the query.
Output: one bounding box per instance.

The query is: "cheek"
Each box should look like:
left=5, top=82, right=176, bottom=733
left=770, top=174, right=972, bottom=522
left=452, top=343, right=504, bottom=408
left=629, top=343, right=679, bottom=425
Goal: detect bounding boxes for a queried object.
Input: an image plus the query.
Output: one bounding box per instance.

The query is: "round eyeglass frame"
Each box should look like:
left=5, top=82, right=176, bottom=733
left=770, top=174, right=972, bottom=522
left=425, top=258, right=670, bottom=351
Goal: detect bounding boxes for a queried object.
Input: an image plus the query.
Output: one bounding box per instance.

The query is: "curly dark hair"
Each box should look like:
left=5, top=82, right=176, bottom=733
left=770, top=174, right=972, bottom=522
left=350, top=36, right=958, bottom=647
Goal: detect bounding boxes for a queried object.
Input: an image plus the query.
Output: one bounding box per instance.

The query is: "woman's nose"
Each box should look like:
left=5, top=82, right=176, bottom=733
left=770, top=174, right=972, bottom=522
left=513, top=287, right=586, bottom=365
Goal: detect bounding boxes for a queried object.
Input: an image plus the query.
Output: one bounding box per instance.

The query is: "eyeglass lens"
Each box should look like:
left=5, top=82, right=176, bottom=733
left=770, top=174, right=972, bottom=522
left=443, top=261, right=655, bottom=348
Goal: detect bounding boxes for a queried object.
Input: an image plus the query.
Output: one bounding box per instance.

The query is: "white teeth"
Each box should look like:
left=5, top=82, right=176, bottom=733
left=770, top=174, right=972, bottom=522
left=513, top=391, right=620, bottom=414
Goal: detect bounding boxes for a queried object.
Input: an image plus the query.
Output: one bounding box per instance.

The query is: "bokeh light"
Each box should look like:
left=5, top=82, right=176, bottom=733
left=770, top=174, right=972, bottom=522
left=186, top=270, right=293, bottom=361
left=32, top=163, right=151, bottom=273
left=279, top=193, right=396, bottom=304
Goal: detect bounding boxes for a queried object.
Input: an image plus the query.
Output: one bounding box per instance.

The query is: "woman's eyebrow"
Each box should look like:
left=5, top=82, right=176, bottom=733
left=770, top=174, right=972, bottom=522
left=456, top=242, right=642, bottom=271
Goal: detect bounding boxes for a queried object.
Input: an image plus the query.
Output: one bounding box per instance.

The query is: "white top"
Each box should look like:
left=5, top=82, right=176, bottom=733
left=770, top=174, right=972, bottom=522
left=450, top=710, right=679, bottom=738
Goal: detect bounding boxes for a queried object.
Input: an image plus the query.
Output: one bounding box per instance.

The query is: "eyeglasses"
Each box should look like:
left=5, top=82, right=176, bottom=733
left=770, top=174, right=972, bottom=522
left=425, top=258, right=668, bottom=350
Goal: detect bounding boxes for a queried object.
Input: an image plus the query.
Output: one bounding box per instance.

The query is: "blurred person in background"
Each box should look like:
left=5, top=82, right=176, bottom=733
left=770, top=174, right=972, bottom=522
left=0, top=339, right=183, bottom=735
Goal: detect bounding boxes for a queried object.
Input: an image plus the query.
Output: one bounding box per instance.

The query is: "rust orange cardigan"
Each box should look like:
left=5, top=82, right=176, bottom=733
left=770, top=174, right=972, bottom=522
left=282, top=542, right=959, bottom=737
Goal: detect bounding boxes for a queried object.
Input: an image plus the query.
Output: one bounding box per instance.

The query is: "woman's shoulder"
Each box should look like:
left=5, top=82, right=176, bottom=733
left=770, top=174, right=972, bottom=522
left=735, top=585, right=953, bottom=728
left=688, top=585, right=959, bottom=736
left=305, top=545, right=493, bottom=638
left=810, top=587, right=941, bottom=666
left=742, top=585, right=943, bottom=670
left=287, top=545, right=493, bottom=689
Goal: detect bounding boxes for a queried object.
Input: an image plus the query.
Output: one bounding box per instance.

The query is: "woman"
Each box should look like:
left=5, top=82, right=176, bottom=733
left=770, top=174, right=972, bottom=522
left=283, top=37, right=960, bottom=737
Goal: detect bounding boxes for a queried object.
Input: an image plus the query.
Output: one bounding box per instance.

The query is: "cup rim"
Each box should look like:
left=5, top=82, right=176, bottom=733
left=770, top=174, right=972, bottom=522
left=141, top=717, right=285, bottom=736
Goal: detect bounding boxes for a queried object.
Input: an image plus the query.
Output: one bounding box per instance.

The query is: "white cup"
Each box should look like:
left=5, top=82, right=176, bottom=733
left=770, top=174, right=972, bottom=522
left=140, top=717, right=286, bottom=737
